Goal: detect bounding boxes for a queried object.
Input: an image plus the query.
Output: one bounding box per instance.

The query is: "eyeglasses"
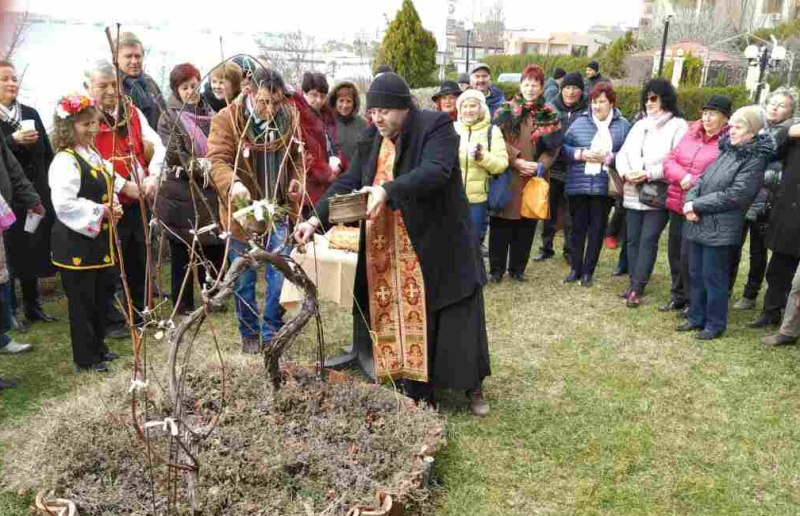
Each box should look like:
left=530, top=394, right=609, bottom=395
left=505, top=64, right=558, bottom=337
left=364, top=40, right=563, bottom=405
left=646, top=95, right=660, bottom=103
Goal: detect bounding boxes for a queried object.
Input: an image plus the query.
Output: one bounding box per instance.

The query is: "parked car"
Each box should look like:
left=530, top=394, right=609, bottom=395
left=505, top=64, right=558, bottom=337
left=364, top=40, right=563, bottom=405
left=497, top=72, right=522, bottom=83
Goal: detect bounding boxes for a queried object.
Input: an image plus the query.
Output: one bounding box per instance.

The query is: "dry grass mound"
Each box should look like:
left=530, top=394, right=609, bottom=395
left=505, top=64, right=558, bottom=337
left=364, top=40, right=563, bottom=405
left=2, top=359, right=444, bottom=515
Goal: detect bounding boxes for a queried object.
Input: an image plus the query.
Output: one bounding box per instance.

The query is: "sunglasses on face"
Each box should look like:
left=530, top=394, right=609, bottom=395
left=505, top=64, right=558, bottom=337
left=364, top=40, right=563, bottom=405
left=646, top=95, right=659, bottom=103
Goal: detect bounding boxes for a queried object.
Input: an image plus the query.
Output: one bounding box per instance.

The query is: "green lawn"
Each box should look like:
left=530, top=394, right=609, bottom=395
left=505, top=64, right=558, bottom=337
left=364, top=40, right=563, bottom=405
left=3, top=235, right=800, bottom=515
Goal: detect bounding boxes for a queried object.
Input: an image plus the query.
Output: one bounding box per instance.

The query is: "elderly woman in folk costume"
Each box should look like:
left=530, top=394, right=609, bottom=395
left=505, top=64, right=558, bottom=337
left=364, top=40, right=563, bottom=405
left=490, top=64, right=563, bottom=283
left=48, top=93, right=140, bottom=372
left=296, top=73, right=491, bottom=417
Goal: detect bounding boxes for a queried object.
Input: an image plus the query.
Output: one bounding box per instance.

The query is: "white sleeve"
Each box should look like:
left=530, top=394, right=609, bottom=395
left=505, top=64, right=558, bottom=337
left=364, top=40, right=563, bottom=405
left=136, top=107, right=166, bottom=179
left=49, top=152, right=105, bottom=238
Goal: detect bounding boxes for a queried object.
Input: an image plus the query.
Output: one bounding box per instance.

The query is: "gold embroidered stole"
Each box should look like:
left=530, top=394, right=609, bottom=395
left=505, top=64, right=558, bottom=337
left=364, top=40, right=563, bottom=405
left=365, top=137, right=429, bottom=382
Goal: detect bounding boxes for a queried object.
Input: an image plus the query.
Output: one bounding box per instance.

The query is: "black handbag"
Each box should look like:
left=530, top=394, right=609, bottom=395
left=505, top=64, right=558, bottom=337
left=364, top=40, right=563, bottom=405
left=638, top=181, right=668, bottom=209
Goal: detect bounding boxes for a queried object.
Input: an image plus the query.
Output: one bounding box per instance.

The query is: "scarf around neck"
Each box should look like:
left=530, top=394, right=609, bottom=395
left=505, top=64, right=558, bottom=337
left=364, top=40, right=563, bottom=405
left=493, top=94, right=561, bottom=146
left=586, top=111, right=614, bottom=176
left=0, top=101, right=21, bottom=131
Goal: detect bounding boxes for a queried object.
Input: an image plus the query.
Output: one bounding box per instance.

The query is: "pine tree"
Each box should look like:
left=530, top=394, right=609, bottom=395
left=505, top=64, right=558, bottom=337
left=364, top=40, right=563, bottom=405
left=374, top=0, right=438, bottom=88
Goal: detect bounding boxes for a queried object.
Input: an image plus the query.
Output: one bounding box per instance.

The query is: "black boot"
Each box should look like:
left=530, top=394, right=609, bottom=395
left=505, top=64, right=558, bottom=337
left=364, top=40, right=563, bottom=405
left=563, top=270, right=580, bottom=284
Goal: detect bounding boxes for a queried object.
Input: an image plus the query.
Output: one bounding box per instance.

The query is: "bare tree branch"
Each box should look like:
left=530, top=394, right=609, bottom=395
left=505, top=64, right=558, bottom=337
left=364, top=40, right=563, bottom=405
left=1, top=9, right=30, bottom=61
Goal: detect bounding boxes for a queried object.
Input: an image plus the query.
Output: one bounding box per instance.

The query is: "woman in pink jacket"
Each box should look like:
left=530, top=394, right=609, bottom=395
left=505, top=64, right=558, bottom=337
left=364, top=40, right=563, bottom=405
left=661, top=95, right=731, bottom=315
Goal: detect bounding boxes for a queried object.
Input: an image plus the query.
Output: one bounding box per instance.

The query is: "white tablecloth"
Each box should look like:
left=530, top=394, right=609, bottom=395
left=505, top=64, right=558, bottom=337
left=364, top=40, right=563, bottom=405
left=279, top=232, right=358, bottom=316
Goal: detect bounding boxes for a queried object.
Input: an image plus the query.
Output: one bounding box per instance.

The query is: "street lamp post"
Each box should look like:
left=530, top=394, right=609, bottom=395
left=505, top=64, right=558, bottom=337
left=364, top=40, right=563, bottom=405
left=464, top=19, right=474, bottom=74
left=745, top=37, right=787, bottom=103
left=657, top=15, right=673, bottom=76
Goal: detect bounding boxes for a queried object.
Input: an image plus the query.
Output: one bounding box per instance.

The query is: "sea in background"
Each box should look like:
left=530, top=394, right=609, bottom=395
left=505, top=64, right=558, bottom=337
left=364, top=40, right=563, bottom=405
left=12, top=17, right=374, bottom=129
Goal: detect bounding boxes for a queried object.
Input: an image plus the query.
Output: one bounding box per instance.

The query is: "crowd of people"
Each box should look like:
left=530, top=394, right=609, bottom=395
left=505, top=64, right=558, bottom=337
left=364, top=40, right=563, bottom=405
left=1, top=31, right=800, bottom=418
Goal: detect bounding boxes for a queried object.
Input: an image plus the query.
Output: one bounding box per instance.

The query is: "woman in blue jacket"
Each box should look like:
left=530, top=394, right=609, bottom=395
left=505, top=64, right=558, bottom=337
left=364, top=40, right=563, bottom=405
left=562, top=82, right=631, bottom=287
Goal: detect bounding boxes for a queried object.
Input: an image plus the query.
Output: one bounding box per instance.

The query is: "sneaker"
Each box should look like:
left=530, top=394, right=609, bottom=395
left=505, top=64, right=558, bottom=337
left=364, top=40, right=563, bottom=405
left=241, top=336, right=262, bottom=355
left=761, top=333, right=798, bottom=347
left=0, top=341, right=33, bottom=354
left=733, top=297, right=757, bottom=310
left=533, top=250, right=554, bottom=262
left=467, top=388, right=490, bottom=417
left=604, top=236, right=619, bottom=249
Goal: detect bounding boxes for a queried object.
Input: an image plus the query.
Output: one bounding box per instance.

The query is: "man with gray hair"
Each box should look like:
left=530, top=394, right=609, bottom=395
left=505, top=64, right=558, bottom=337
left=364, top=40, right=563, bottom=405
left=114, top=31, right=166, bottom=130
left=84, top=60, right=165, bottom=337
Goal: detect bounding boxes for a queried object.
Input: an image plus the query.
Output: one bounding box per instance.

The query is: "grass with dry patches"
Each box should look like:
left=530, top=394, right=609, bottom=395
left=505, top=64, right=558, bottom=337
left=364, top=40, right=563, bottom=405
left=3, top=234, right=800, bottom=515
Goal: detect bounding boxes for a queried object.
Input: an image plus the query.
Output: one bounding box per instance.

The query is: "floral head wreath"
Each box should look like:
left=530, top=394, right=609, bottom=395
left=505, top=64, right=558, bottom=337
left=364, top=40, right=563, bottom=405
left=55, top=93, right=96, bottom=120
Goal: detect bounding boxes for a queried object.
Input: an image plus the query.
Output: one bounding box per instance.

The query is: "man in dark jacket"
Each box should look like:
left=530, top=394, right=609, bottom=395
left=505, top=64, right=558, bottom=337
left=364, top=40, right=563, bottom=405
left=115, top=31, right=166, bottom=130
left=750, top=118, right=800, bottom=328
left=543, top=67, right=566, bottom=104
left=534, top=73, right=586, bottom=263
left=470, top=63, right=505, bottom=117
left=295, top=73, right=491, bottom=416
left=586, top=60, right=610, bottom=92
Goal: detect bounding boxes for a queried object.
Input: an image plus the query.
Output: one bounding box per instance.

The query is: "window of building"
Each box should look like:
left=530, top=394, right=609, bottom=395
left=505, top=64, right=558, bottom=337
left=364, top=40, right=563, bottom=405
left=571, top=45, right=588, bottom=57
left=764, top=0, right=783, bottom=13
left=523, top=42, right=541, bottom=54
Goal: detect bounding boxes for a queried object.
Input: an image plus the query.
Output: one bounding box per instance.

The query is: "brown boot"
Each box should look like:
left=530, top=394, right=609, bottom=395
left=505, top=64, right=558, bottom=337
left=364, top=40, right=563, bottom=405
left=761, top=333, right=798, bottom=347
left=467, top=387, right=490, bottom=417
left=241, top=336, right=262, bottom=355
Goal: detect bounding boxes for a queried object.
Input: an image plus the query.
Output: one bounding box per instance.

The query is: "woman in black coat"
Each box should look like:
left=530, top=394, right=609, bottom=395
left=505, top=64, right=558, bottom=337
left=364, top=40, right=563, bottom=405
left=750, top=112, right=800, bottom=329
left=680, top=106, right=773, bottom=340
left=0, top=60, right=57, bottom=327
left=155, top=63, right=224, bottom=315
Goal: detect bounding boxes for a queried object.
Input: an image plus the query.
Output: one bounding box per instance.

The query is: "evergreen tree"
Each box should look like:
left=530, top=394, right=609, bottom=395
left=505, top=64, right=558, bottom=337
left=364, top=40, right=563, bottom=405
left=374, top=0, right=438, bottom=88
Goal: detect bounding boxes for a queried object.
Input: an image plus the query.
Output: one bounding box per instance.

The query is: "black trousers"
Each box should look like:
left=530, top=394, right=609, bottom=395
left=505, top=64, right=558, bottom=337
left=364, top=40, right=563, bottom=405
left=170, top=240, right=226, bottom=312
left=607, top=199, right=627, bottom=239
left=61, top=267, right=116, bottom=367
left=9, top=277, right=42, bottom=315
left=540, top=178, right=571, bottom=255
left=667, top=211, right=691, bottom=305
left=729, top=220, right=769, bottom=300
left=568, top=195, right=611, bottom=277
left=489, top=216, right=537, bottom=277
left=107, top=204, right=148, bottom=325
left=762, top=251, right=800, bottom=320
left=627, top=209, right=669, bottom=292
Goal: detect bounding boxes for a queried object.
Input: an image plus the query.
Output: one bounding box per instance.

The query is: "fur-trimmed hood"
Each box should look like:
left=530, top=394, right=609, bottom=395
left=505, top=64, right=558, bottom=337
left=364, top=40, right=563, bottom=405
left=718, top=131, right=776, bottom=160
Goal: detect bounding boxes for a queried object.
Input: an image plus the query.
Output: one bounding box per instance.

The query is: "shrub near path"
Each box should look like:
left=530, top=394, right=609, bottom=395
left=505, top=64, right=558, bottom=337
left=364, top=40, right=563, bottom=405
left=3, top=235, right=800, bottom=514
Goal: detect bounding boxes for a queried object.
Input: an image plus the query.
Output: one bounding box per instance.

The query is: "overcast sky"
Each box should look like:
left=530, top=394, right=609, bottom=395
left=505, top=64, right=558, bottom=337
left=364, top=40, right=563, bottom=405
left=14, top=0, right=641, bottom=41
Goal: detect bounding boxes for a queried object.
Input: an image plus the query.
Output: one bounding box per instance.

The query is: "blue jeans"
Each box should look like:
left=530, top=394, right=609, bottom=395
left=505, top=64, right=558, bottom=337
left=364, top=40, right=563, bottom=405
left=688, top=242, right=733, bottom=334
left=0, top=283, right=11, bottom=348
left=227, top=223, right=291, bottom=341
left=469, top=202, right=489, bottom=244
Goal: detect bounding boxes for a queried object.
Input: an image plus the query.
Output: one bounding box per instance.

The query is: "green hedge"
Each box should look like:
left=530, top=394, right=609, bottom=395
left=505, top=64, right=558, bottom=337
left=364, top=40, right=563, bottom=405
left=484, top=54, right=592, bottom=81
left=493, top=84, right=751, bottom=121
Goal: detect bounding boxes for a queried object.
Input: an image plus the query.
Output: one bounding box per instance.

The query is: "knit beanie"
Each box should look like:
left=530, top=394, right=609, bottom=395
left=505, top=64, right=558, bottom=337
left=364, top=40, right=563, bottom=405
left=367, top=72, right=413, bottom=110
left=561, top=72, right=584, bottom=91
left=456, top=88, right=488, bottom=123
left=553, top=67, right=566, bottom=80
left=588, top=60, right=600, bottom=72
left=730, top=105, right=765, bottom=134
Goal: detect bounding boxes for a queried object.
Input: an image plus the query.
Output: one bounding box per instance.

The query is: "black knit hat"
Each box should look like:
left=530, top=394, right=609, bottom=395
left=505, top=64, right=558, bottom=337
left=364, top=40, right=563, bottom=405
left=432, top=81, right=461, bottom=101
left=553, top=67, right=566, bottom=80
left=457, top=73, right=470, bottom=85
left=702, top=94, right=733, bottom=117
left=588, top=60, right=600, bottom=72
left=561, top=72, right=584, bottom=91
left=367, top=72, right=413, bottom=110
